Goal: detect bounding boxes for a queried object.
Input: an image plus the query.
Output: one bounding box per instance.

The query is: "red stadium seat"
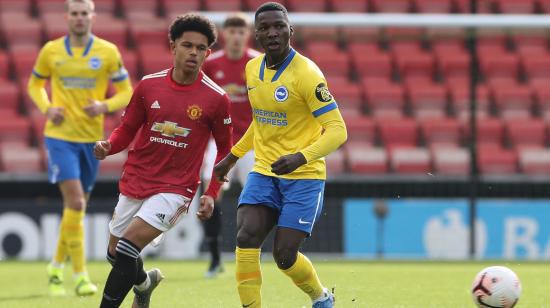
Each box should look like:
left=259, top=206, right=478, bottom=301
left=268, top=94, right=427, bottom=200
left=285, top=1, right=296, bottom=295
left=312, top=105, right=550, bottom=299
left=420, top=118, right=461, bottom=148
left=518, top=148, right=550, bottom=174
left=0, top=116, right=31, bottom=143
left=505, top=118, right=545, bottom=149
left=346, top=143, right=389, bottom=174
left=407, top=82, right=448, bottom=118
left=371, top=0, right=411, bottom=12
left=491, top=83, right=533, bottom=119
left=245, top=0, right=285, bottom=10
left=310, top=51, right=350, bottom=78
left=432, top=147, right=470, bottom=175
left=343, top=115, right=376, bottom=143
left=0, top=0, right=31, bottom=13
left=479, top=53, right=519, bottom=81
left=472, top=118, right=504, bottom=148
left=36, top=0, right=115, bottom=13
left=325, top=149, right=346, bottom=176
left=448, top=84, right=490, bottom=119
left=330, top=0, right=369, bottom=12
left=532, top=78, right=550, bottom=119
left=341, top=27, right=381, bottom=42
left=120, top=0, right=159, bottom=19
left=0, top=51, right=9, bottom=80
left=287, top=0, right=327, bottom=11
left=495, top=0, right=536, bottom=13
left=118, top=48, right=139, bottom=80
left=539, top=0, right=550, bottom=13
left=203, top=0, right=243, bottom=11
left=379, top=117, right=418, bottom=149
left=93, top=15, right=129, bottom=48
left=0, top=81, right=20, bottom=112
left=414, top=0, right=453, bottom=12
left=138, top=45, right=172, bottom=76
left=42, top=12, right=68, bottom=41
left=477, top=147, right=517, bottom=174
left=0, top=142, right=43, bottom=173
left=163, top=0, right=201, bottom=12
left=522, top=54, right=550, bottom=80
left=363, top=82, right=405, bottom=118
left=511, top=30, right=549, bottom=56
left=0, top=12, right=42, bottom=47
left=395, top=52, right=435, bottom=80
left=299, top=27, right=339, bottom=43
left=129, top=17, right=169, bottom=50
left=328, top=80, right=363, bottom=114
left=436, top=50, right=470, bottom=79
left=391, top=147, right=431, bottom=174
left=353, top=50, right=393, bottom=79
left=9, top=45, right=39, bottom=81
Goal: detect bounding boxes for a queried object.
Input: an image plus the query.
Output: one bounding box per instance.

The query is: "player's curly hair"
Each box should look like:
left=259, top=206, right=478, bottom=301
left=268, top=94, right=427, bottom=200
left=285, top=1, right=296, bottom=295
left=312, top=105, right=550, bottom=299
left=169, top=14, right=217, bottom=47
left=254, top=2, right=289, bottom=21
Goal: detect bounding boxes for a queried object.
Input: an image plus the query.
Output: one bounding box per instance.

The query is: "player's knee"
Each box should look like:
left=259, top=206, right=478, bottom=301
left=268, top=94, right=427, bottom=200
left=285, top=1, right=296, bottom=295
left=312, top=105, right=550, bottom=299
left=273, top=247, right=298, bottom=270
left=65, top=196, right=86, bottom=211
left=236, top=229, right=261, bottom=248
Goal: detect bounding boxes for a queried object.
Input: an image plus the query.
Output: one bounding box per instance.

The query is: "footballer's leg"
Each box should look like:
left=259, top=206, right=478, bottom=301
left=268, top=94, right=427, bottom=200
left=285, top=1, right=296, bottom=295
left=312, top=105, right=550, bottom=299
left=204, top=204, right=223, bottom=278
left=235, top=205, right=278, bottom=308
left=275, top=179, right=334, bottom=308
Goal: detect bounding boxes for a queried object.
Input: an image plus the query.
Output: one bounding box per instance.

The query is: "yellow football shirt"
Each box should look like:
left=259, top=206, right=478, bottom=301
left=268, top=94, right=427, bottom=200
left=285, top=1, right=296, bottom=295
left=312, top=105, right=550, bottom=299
left=30, top=35, right=132, bottom=143
left=231, top=48, right=346, bottom=180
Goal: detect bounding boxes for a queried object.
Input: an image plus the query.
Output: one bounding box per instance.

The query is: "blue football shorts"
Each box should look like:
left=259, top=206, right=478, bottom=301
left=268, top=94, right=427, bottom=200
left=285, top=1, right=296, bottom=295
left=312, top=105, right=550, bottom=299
left=44, top=137, right=99, bottom=193
left=238, top=172, right=325, bottom=235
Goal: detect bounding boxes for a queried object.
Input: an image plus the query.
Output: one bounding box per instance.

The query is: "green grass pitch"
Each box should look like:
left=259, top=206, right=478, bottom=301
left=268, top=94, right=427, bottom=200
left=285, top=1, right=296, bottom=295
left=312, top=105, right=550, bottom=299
left=0, top=260, right=548, bottom=307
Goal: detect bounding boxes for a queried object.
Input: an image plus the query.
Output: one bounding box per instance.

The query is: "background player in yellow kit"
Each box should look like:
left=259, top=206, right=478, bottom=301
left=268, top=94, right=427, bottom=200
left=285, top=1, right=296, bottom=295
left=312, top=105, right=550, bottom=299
left=214, top=2, right=347, bottom=308
left=27, top=0, right=132, bottom=297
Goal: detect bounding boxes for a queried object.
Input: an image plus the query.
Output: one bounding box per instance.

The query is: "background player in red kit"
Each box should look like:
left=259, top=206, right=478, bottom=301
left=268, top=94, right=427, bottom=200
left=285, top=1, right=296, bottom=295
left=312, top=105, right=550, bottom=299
left=200, top=13, right=260, bottom=278
left=94, top=14, right=232, bottom=308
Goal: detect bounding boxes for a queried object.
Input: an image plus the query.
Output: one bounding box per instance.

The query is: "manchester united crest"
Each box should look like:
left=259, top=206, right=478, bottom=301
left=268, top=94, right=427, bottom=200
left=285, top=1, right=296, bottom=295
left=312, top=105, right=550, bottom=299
left=187, top=105, right=202, bottom=120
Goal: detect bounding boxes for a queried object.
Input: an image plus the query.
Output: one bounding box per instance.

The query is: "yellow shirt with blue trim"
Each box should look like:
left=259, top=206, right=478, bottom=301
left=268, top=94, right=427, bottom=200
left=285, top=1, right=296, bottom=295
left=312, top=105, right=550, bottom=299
left=231, top=48, right=347, bottom=180
left=28, top=35, right=132, bottom=143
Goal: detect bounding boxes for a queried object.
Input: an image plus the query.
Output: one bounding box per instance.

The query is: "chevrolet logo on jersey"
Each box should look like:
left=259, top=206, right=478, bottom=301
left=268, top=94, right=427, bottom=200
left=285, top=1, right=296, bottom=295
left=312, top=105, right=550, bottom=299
left=151, top=121, right=191, bottom=138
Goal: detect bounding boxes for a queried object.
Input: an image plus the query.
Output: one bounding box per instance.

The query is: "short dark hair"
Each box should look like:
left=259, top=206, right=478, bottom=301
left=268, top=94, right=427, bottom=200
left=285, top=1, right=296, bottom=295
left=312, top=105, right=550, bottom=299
left=254, top=2, right=288, bottom=21
left=223, top=13, right=251, bottom=28
left=169, top=14, right=217, bottom=47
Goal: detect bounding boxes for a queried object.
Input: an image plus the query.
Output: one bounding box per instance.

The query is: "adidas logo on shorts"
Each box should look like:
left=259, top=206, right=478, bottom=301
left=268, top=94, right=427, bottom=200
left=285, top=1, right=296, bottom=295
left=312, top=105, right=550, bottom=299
left=156, top=213, right=166, bottom=221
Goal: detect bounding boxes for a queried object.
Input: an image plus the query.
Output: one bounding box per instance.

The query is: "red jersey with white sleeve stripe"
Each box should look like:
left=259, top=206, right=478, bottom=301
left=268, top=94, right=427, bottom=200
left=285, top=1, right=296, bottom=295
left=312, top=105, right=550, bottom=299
left=107, top=68, right=233, bottom=200
left=202, top=48, right=260, bottom=142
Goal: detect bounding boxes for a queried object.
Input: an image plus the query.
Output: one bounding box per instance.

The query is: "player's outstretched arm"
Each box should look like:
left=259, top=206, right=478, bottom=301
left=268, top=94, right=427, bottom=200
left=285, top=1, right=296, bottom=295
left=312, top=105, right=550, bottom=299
left=213, top=152, right=239, bottom=182
left=213, top=122, right=254, bottom=181
left=94, top=141, right=111, bottom=160
left=300, top=109, right=347, bottom=162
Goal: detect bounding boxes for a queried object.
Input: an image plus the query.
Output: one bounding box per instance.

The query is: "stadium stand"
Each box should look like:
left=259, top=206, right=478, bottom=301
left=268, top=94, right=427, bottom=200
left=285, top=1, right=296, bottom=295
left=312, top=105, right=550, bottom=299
left=1, top=0, right=550, bottom=176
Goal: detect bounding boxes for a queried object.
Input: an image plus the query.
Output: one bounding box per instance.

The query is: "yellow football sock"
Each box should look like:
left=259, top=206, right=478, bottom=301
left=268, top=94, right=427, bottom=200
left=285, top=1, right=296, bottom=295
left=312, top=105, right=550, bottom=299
left=61, top=208, right=86, bottom=274
left=53, top=217, right=68, bottom=265
left=281, top=252, right=324, bottom=301
left=236, top=247, right=262, bottom=308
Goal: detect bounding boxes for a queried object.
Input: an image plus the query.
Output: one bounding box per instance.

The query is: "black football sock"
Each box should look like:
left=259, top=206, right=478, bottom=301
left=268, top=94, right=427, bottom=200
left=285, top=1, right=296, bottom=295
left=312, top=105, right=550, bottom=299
left=100, top=238, right=140, bottom=308
left=106, top=248, right=147, bottom=286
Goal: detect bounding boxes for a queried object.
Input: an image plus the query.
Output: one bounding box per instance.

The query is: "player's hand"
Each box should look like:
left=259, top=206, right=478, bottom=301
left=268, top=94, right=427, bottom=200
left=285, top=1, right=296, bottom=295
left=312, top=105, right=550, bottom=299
left=213, top=153, right=239, bottom=182
left=271, top=152, right=307, bottom=175
left=94, top=140, right=111, bottom=160
left=83, top=99, right=108, bottom=117
left=46, top=107, right=65, bottom=125
left=197, top=195, right=214, bottom=221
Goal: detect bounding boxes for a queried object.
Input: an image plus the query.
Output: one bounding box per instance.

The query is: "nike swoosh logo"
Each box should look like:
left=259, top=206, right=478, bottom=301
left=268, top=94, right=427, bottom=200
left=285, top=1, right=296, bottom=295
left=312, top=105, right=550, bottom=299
left=298, top=218, right=311, bottom=225
left=242, top=301, right=256, bottom=307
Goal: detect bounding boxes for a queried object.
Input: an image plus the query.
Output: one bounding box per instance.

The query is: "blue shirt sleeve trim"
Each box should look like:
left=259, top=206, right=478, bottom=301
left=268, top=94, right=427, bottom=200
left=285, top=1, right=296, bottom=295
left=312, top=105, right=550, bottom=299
left=32, top=70, right=49, bottom=79
left=312, top=102, right=338, bottom=118
left=111, top=74, right=129, bottom=82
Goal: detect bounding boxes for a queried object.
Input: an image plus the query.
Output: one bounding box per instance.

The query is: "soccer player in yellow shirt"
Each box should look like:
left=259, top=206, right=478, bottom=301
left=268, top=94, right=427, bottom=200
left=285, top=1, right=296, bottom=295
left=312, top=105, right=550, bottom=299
left=214, top=3, right=347, bottom=308
left=27, top=0, right=132, bottom=297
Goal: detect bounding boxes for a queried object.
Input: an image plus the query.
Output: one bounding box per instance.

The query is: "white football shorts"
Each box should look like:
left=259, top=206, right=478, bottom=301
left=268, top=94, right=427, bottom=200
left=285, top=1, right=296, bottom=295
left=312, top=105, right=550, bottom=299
left=109, top=193, right=191, bottom=237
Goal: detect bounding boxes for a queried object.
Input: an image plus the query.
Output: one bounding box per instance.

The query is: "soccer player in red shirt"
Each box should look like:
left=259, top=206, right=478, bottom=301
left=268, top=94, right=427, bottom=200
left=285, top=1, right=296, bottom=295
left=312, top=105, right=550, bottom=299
left=94, top=14, right=232, bottom=308
left=200, top=13, right=260, bottom=278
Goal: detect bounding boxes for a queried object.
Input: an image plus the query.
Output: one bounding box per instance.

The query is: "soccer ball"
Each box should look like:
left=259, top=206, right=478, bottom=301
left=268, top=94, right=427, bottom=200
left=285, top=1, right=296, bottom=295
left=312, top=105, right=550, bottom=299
left=471, top=266, right=521, bottom=308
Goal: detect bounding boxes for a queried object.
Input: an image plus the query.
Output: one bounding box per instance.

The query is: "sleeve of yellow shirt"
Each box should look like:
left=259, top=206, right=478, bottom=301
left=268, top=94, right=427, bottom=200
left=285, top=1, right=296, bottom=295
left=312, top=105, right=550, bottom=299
left=298, top=66, right=347, bottom=162
left=27, top=43, right=52, bottom=114
left=300, top=109, right=347, bottom=162
left=231, top=123, right=254, bottom=158
left=104, top=46, right=133, bottom=112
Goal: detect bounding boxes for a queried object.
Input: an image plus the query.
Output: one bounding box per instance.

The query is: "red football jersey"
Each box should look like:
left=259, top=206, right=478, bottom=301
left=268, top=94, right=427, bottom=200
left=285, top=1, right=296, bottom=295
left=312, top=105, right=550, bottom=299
left=202, top=48, right=260, bottom=142
left=107, top=68, right=233, bottom=200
